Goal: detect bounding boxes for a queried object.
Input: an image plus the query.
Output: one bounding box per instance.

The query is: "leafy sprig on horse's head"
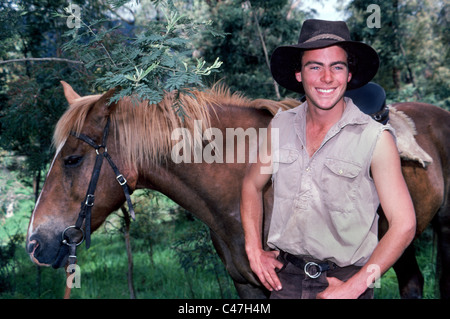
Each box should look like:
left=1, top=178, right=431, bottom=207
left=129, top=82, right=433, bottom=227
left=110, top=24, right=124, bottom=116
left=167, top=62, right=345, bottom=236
left=59, top=0, right=224, bottom=107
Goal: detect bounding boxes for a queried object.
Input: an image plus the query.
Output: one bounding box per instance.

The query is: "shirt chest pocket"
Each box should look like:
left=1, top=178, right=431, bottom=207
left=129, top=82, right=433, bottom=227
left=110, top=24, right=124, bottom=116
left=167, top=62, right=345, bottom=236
left=272, top=148, right=301, bottom=198
left=321, top=158, right=362, bottom=213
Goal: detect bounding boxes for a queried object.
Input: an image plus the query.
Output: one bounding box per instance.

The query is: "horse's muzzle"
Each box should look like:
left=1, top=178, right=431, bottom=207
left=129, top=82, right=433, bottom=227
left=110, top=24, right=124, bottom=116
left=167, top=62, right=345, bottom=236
left=27, top=234, right=69, bottom=268
left=27, top=239, right=49, bottom=267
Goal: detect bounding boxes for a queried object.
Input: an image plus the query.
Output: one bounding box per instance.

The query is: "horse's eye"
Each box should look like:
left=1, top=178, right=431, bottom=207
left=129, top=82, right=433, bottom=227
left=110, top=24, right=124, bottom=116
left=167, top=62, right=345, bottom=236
left=64, top=155, right=83, bottom=168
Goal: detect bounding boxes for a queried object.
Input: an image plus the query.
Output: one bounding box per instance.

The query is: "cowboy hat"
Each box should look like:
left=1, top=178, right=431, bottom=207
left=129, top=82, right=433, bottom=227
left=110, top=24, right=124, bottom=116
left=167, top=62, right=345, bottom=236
left=270, top=19, right=379, bottom=93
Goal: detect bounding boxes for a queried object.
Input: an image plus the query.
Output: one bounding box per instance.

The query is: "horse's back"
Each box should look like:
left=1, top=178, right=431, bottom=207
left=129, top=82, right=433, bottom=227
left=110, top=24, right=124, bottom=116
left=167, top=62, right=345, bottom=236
left=392, top=102, right=450, bottom=132
left=392, top=102, right=450, bottom=168
left=391, top=102, right=450, bottom=234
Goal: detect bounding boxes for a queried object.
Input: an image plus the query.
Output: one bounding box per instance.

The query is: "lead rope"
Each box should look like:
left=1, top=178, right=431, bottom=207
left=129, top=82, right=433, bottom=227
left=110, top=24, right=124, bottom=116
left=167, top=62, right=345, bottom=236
left=64, top=265, right=72, bottom=299
left=64, top=244, right=77, bottom=299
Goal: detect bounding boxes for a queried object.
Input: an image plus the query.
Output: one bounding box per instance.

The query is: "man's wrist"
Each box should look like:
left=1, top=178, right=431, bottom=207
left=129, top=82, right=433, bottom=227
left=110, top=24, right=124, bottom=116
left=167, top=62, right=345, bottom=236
left=346, top=270, right=374, bottom=298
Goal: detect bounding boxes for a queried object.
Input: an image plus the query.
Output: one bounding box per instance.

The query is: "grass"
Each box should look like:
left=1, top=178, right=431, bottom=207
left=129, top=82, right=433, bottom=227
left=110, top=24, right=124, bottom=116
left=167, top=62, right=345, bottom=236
left=67, top=224, right=237, bottom=299
left=0, top=173, right=440, bottom=299
left=374, top=226, right=438, bottom=299
left=1, top=216, right=439, bottom=299
left=1, top=204, right=238, bottom=299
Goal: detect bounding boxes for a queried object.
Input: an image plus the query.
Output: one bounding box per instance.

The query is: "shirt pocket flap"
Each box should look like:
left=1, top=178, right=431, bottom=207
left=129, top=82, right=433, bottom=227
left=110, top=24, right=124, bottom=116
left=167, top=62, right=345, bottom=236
left=324, top=158, right=362, bottom=178
left=275, top=148, right=299, bottom=164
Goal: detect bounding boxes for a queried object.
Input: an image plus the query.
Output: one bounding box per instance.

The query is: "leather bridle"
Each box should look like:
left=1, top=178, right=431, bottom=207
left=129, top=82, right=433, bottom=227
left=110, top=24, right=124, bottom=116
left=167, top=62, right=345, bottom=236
left=61, top=118, right=135, bottom=266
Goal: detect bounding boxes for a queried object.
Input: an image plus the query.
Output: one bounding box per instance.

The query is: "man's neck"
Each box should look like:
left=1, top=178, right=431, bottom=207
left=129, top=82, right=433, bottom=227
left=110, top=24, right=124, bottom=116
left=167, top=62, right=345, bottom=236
left=305, top=97, right=347, bottom=129
left=304, top=98, right=347, bottom=158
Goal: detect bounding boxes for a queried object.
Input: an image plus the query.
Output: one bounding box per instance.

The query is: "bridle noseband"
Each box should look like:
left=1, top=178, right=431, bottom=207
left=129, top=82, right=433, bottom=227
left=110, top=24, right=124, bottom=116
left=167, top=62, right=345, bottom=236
left=62, top=118, right=135, bottom=266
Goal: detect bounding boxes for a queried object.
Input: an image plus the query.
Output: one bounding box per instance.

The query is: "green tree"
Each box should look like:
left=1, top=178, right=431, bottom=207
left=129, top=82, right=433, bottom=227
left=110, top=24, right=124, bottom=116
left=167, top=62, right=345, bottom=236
left=0, top=0, right=223, bottom=187
left=196, top=0, right=309, bottom=100
left=0, top=0, right=98, bottom=197
left=345, top=0, right=449, bottom=108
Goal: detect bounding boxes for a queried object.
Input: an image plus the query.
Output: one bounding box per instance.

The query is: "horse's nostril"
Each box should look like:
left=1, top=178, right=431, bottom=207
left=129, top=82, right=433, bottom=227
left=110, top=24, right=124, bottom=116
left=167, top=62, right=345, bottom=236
left=27, top=239, right=39, bottom=255
left=26, top=234, right=63, bottom=267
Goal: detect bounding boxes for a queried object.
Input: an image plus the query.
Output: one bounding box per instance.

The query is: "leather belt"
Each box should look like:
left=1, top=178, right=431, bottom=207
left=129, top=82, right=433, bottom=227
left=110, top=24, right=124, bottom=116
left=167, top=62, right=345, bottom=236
left=282, top=251, right=337, bottom=279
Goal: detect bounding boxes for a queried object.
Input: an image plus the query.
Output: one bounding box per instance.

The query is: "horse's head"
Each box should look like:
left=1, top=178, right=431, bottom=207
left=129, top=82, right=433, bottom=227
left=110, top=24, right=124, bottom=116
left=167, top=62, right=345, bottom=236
left=26, top=82, right=137, bottom=268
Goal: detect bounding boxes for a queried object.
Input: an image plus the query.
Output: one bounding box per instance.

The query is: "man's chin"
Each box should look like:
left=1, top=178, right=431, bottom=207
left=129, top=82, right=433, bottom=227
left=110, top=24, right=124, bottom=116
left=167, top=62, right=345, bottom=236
left=305, top=94, right=347, bottom=112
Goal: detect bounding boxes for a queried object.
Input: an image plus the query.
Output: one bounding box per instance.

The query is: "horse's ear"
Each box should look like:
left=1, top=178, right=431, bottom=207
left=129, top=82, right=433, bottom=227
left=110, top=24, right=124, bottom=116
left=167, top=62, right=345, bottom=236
left=91, top=87, right=120, bottom=120
left=61, top=81, right=81, bottom=105
left=95, top=87, right=118, bottom=111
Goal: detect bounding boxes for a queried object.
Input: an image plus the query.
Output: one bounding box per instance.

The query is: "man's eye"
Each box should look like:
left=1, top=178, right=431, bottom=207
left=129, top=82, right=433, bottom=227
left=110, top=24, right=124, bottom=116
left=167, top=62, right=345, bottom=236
left=64, top=155, right=83, bottom=167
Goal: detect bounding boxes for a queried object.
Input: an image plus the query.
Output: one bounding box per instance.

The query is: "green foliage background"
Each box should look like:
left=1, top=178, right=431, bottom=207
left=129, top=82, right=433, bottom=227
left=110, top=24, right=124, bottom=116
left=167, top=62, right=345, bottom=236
left=0, top=0, right=448, bottom=299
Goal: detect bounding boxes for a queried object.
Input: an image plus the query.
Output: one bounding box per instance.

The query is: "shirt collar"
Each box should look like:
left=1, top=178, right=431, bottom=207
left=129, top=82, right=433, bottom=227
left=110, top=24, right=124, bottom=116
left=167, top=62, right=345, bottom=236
left=293, top=97, right=369, bottom=127
left=292, top=97, right=370, bottom=143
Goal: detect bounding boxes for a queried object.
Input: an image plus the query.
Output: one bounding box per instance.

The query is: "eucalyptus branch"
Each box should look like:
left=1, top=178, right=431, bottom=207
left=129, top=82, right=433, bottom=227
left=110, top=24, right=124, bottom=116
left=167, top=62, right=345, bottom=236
left=58, top=1, right=224, bottom=106
left=0, top=57, right=83, bottom=65
left=192, top=57, right=223, bottom=76
left=63, top=5, right=118, bottom=68
left=82, top=22, right=117, bottom=69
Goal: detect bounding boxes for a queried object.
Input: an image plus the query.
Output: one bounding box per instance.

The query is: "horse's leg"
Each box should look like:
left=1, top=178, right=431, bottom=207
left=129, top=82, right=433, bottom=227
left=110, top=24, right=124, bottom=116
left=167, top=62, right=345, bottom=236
left=434, top=204, right=450, bottom=299
left=379, top=205, right=424, bottom=298
left=208, top=229, right=268, bottom=298
left=392, top=243, right=424, bottom=298
left=233, top=282, right=270, bottom=299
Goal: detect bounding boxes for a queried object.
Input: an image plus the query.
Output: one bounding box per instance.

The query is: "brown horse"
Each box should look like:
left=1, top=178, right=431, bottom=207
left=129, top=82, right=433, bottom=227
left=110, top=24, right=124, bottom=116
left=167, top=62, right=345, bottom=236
left=388, top=102, right=450, bottom=298
left=26, top=82, right=449, bottom=298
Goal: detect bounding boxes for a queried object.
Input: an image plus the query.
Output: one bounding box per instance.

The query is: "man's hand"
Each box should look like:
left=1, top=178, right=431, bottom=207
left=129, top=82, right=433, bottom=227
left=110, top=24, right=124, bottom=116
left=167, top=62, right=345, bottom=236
left=316, top=276, right=365, bottom=299
left=247, top=249, right=284, bottom=292
left=316, top=277, right=347, bottom=299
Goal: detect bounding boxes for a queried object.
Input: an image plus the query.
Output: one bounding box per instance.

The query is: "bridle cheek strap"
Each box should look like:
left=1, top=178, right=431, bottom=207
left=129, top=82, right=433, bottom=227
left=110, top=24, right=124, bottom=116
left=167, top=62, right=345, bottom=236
left=64, top=118, right=135, bottom=257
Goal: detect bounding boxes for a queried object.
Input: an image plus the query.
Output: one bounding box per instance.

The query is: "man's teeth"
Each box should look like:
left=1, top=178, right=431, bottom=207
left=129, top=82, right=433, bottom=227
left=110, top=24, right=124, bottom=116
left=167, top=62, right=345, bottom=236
left=317, top=88, right=335, bottom=93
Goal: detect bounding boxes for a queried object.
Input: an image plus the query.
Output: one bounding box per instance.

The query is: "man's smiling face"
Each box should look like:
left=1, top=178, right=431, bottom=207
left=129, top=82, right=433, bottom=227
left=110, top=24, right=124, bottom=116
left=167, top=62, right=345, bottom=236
left=295, top=46, right=352, bottom=111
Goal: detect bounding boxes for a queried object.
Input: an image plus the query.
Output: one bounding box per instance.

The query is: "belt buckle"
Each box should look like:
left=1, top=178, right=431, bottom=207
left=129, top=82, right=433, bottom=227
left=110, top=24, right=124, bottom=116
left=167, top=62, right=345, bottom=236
left=304, top=261, right=322, bottom=278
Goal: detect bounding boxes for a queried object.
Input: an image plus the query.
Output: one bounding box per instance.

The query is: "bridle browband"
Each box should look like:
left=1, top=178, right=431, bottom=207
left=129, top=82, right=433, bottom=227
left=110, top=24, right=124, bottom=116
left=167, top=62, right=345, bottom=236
left=62, top=118, right=135, bottom=266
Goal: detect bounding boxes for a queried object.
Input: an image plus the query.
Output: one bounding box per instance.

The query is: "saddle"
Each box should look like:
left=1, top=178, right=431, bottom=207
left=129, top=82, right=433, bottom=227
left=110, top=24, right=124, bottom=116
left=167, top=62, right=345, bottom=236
left=346, top=83, right=433, bottom=167
left=345, top=82, right=389, bottom=124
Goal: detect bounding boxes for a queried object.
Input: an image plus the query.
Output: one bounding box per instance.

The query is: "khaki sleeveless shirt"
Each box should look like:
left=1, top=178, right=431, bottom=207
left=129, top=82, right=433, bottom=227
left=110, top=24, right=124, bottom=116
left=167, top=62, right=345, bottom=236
left=267, top=98, right=394, bottom=267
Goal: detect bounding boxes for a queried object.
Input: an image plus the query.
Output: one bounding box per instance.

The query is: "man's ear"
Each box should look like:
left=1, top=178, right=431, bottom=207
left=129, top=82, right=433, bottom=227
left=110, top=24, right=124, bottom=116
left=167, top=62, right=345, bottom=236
left=61, top=81, right=81, bottom=105
left=295, top=71, right=302, bottom=83
left=347, top=71, right=352, bottom=83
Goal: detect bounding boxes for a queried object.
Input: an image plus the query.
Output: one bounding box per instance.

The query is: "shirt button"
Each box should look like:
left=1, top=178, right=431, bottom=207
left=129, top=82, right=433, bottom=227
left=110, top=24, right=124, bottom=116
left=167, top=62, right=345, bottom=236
left=306, top=167, right=311, bottom=172
left=338, top=169, right=343, bottom=175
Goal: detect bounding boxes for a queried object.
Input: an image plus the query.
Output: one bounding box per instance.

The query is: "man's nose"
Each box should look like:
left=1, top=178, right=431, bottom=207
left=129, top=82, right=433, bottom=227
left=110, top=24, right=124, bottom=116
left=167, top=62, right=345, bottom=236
left=321, top=69, right=333, bottom=83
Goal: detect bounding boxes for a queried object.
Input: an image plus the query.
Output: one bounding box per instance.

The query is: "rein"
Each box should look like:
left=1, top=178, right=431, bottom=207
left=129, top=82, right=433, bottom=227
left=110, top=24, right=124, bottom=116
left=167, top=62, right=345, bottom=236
left=62, top=118, right=135, bottom=267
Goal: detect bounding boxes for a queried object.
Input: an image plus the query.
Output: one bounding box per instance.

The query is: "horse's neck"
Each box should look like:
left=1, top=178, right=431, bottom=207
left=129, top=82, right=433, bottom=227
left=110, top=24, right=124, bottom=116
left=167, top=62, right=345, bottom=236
left=136, top=105, right=273, bottom=231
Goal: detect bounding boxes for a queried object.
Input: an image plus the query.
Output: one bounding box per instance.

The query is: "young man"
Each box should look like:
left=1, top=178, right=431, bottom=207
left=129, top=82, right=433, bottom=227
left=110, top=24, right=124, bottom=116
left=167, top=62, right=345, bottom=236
left=240, top=19, right=416, bottom=299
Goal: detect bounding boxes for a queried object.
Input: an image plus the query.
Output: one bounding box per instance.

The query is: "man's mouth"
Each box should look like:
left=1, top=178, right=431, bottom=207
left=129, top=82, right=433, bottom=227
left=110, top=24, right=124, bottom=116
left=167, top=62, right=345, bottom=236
left=316, top=88, right=336, bottom=94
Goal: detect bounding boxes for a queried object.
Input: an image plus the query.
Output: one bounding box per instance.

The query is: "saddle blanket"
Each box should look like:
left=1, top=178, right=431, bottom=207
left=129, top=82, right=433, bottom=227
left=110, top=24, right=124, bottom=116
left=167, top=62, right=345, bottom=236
left=388, top=106, right=433, bottom=168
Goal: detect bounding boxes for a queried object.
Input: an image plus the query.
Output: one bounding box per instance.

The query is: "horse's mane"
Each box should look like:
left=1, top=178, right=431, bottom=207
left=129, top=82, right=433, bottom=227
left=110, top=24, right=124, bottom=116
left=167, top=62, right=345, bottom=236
left=53, top=84, right=298, bottom=168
